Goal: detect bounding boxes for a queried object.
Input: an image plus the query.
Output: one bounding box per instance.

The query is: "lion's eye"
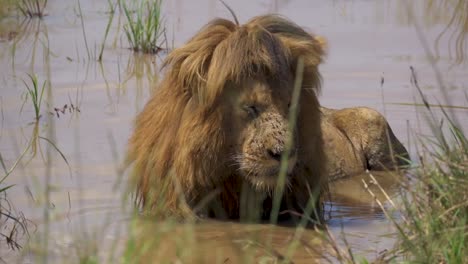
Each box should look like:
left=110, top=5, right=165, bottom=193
left=243, top=105, right=259, bottom=118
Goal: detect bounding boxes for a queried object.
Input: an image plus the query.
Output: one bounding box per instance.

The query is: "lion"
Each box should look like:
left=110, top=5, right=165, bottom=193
left=127, top=14, right=327, bottom=221
left=127, top=14, right=409, bottom=222
left=320, top=106, right=410, bottom=181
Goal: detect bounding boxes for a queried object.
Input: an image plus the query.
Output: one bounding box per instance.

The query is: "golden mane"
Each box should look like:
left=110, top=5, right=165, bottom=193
left=127, top=14, right=327, bottom=220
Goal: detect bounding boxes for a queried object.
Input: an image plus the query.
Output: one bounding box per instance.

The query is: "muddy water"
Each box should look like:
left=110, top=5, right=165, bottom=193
left=0, top=0, right=467, bottom=263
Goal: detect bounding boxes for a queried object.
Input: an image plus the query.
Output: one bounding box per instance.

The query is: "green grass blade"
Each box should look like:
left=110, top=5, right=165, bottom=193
left=0, top=184, right=15, bottom=193
left=39, top=136, right=73, bottom=178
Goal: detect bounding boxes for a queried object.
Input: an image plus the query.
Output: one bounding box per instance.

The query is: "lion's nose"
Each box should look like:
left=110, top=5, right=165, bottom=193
left=267, top=147, right=297, bottom=173
left=267, top=146, right=296, bottom=162
left=267, top=149, right=283, bottom=161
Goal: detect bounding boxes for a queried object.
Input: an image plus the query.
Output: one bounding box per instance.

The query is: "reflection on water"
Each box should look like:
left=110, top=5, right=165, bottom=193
left=330, top=0, right=468, bottom=65
left=324, top=171, right=403, bottom=257
left=397, top=0, right=468, bottom=65
left=127, top=219, right=324, bottom=263
left=122, top=53, right=161, bottom=112
left=0, top=0, right=467, bottom=262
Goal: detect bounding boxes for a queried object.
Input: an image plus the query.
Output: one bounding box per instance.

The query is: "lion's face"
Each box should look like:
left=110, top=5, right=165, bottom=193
left=224, top=77, right=298, bottom=191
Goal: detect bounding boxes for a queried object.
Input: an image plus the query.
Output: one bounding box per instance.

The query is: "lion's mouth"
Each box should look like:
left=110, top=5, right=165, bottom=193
left=239, top=165, right=292, bottom=191
left=239, top=156, right=297, bottom=191
left=247, top=172, right=289, bottom=191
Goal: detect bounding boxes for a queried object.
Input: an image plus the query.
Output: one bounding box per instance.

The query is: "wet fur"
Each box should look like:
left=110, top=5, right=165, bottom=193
left=321, top=106, right=410, bottom=181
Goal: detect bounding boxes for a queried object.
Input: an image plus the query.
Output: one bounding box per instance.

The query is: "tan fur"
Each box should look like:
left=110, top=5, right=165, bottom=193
left=321, top=106, right=410, bottom=180
left=127, top=15, right=326, bottom=220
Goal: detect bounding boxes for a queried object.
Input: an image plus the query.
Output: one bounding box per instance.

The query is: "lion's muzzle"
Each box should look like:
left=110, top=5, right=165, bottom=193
left=241, top=111, right=298, bottom=190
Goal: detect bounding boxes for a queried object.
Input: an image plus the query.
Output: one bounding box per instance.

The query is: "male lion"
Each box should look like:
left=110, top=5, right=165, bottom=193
left=127, top=14, right=409, bottom=221
left=127, top=15, right=327, bottom=221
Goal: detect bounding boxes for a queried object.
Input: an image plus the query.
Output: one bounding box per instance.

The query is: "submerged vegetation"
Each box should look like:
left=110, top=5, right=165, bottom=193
left=122, top=0, right=165, bottom=54
left=0, top=139, right=31, bottom=254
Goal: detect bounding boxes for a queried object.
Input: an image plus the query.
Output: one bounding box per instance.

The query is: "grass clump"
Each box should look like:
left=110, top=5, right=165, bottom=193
left=122, top=0, right=165, bottom=54
left=392, top=117, right=467, bottom=263
left=17, top=0, right=48, bottom=18
left=21, top=73, right=46, bottom=121
left=382, top=67, right=468, bottom=263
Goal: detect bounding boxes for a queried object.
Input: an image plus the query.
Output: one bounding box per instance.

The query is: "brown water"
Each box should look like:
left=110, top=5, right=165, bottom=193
left=0, top=0, right=467, bottom=263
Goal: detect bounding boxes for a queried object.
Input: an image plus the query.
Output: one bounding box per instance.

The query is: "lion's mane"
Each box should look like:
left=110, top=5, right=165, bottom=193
left=127, top=15, right=327, bottom=220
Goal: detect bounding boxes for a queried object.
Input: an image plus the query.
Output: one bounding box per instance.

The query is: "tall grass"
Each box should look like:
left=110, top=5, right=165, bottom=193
left=386, top=77, right=467, bottom=263
left=122, top=0, right=165, bottom=54
left=17, top=0, right=48, bottom=18
left=373, top=5, right=468, bottom=261
left=270, top=58, right=305, bottom=225
left=397, top=2, right=467, bottom=255
left=398, top=125, right=467, bottom=263
left=361, top=66, right=468, bottom=263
